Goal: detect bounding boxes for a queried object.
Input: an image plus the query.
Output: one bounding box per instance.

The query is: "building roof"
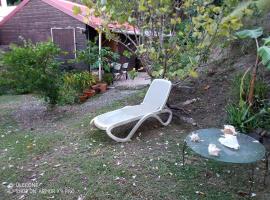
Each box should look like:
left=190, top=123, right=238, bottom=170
left=0, top=0, right=136, bottom=33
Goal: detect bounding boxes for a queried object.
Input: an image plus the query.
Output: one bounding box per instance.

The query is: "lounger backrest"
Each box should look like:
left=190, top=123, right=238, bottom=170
left=142, top=79, right=172, bottom=111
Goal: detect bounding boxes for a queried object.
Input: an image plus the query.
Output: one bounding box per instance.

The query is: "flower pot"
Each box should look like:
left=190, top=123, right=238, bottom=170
left=91, top=84, right=101, bottom=94
left=84, top=89, right=96, bottom=98
left=79, top=95, right=88, bottom=103
left=98, top=83, right=107, bottom=93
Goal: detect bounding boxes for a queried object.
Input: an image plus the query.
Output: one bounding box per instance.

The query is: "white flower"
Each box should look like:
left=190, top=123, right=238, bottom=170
left=7, top=183, right=14, bottom=189
left=77, top=195, right=84, bottom=200
left=251, top=193, right=256, bottom=197
left=116, top=161, right=121, bottom=166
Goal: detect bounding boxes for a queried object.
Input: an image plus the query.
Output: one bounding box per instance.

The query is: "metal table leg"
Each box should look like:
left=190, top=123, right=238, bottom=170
left=182, top=140, right=187, bottom=166
left=264, top=152, right=269, bottom=186
left=248, top=165, right=255, bottom=195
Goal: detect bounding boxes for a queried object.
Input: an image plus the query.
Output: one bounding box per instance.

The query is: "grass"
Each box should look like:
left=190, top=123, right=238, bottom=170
left=0, top=92, right=269, bottom=199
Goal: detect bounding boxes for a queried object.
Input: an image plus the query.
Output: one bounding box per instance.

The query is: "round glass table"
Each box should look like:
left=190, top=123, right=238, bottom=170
left=182, top=128, right=269, bottom=192
left=184, top=128, right=266, bottom=164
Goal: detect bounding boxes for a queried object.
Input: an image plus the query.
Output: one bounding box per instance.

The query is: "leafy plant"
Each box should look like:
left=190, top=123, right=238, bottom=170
left=62, top=71, right=96, bottom=93
left=226, top=101, right=270, bottom=133
left=235, top=27, right=270, bottom=105
left=58, top=86, right=78, bottom=105
left=2, top=40, right=62, bottom=105
left=232, top=73, right=268, bottom=109
left=226, top=103, right=257, bottom=133
left=102, top=73, right=113, bottom=85
left=128, top=68, right=138, bottom=80
left=76, top=39, right=119, bottom=74
left=227, top=71, right=270, bottom=133
left=58, top=71, right=96, bottom=105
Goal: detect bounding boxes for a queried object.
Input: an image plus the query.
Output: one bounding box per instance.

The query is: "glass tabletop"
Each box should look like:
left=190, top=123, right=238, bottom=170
left=185, top=128, right=266, bottom=164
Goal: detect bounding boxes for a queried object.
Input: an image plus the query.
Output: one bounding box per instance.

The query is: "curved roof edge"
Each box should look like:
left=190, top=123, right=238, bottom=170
left=0, top=0, right=136, bottom=33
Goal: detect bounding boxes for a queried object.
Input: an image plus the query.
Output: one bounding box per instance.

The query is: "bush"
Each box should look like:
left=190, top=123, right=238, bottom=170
left=2, top=40, right=62, bottom=105
left=102, top=73, right=113, bottom=85
left=58, top=86, right=78, bottom=105
left=58, top=71, right=96, bottom=105
left=226, top=72, right=270, bottom=133
left=62, top=71, right=96, bottom=93
left=76, top=39, right=119, bottom=72
left=128, top=68, right=138, bottom=80
left=232, top=73, right=268, bottom=108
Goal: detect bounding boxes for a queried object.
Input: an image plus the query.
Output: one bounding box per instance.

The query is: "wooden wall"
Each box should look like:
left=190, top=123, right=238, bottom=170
left=0, top=0, right=87, bottom=51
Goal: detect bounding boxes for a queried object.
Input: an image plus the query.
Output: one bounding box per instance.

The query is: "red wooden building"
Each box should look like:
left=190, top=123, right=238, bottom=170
left=0, top=0, right=137, bottom=69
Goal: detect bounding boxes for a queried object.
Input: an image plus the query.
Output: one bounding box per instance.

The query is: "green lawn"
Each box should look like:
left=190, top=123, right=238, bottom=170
left=0, top=93, right=269, bottom=200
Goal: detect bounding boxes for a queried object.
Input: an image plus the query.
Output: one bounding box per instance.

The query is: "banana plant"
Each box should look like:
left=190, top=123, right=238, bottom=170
left=236, top=27, right=270, bottom=106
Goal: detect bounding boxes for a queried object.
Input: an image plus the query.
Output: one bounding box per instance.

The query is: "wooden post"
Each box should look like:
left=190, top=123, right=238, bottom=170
left=98, top=31, right=102, bottom=82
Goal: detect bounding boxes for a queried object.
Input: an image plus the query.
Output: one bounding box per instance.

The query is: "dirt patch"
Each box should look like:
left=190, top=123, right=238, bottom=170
left=168, top=54, right=263, bottom=129
left=12, top=89, right=138, bottom=132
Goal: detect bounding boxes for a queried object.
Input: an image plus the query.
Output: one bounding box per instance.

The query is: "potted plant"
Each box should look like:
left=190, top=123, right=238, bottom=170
left=79, top=94, right=88, bottom=103
left=98, top=82, right=107, bottom=93
left=83, top=89, right=96, bottom=98
left=103, top=73, right=114, bottom=85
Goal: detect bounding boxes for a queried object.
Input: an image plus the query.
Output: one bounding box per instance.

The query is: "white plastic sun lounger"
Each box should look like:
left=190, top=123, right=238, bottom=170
left=90, top=79, right=173, bottom=142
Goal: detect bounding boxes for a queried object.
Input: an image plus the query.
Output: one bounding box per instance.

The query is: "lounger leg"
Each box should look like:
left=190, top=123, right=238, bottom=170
left=152, top=109, right=172, bottom=126
left=106, top=110, right=172, bottom=143
left=106, top=114, right=153, bottom=142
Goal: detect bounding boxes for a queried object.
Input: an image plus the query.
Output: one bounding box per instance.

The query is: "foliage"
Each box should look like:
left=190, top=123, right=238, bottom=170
left=76, top=39, right=119, bottom=73
left=235, top=27, right=270, bottom=105
left=58, top=86, right=78, bottom=105
left=128, top=68, right=138, bottom=80
left=232, top=73, right=268, bottom=108
left=58, top=71, right=96, bottom=105
left=62, top=71, right=96, bottom=93
left=102, top=73, right=113, bottom=85
left=0, top=50, right=9, bottom=95
left=258, top=45, right=270, bottom=69
left=226, top=102, right=257, bottom=133
left=226, top=101, right=270, bottom=133
left=235, top=27, right=263, bottom=39
left=74, top=0, right=252, bottom=79
left=227, top=72, right=270, bottom=133
left=7, top=0, right=21, bottom=5
left=2, top=40, right=62, bottom=105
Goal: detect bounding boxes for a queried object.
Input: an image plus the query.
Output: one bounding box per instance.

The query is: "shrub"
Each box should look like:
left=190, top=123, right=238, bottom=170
left=102, top=73, right=113, bottom=85
left=76, top=40, right=119, bottom=73
left=58, top=86, right=78, bottom=105
left=62, top=71, right=96, bottom=93
left=2, top=40, right=62, bottom=105
left=226, top=72, right=270, bottom=133
left=58, top=71, right=96, bottom=105
left=232, top=73, right=268, bottom=108
left=226, top=102, right=270, bottom=133
left=128, top=68, right=138, bottom=80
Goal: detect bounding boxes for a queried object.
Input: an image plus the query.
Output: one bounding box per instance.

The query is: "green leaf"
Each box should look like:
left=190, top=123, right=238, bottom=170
left=235, top=27, right=263, bottom=39
left=258, top=46, right=270, bottom=69
left=263, top=36, right=270, bottom=46
left=72, top=6, right=82, bottom=15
